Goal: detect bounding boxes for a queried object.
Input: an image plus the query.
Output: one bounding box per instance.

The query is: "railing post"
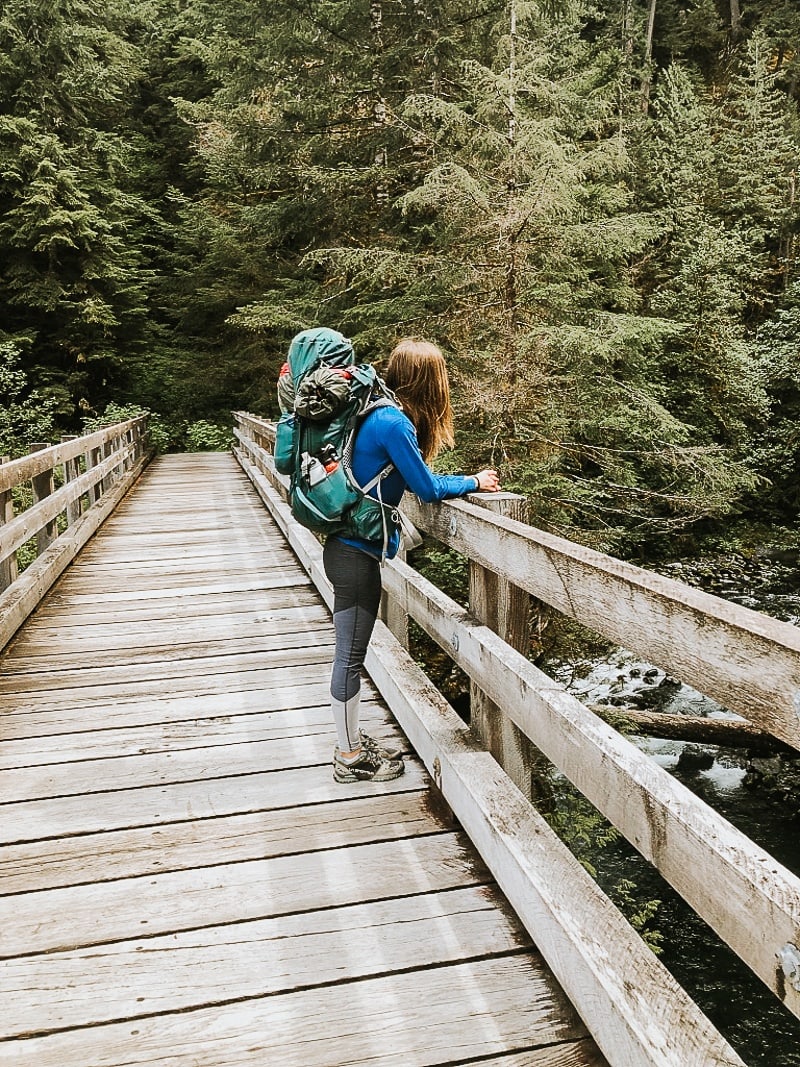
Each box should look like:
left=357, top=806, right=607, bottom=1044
left=381, top=540, right=409, bottom=648
left=0, top=455, right=18, bottom=592
left=29, top=442, right=57, bottom=557
left=468, top=491, right=537, bottom=801
left=61, top=435, right=82, bottom=526
left=104, top=433, right=121, bottom=491
left=126, top=419, right=142, bottom=470
left=84, top=443, right=102, bottom=503
left=252, top=422, right=270, bottom=455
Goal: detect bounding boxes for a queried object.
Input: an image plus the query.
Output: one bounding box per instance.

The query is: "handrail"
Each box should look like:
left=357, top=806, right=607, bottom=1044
left=232, top=411, right=800, bottom=1067
left=403, top=493, right=800, bottom=749
left=0, top=417, right=152, bottom=650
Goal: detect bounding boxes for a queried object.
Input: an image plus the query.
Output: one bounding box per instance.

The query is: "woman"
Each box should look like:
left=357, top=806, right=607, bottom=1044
left=323, top=337, right=500, bottom=784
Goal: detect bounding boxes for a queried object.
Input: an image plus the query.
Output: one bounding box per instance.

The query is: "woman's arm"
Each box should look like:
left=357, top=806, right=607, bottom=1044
left=383, top=409, right=496, bottom=501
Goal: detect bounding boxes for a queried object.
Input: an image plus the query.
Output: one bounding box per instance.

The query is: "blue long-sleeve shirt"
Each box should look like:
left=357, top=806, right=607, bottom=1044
left=338, top=405, right=477, bottom=559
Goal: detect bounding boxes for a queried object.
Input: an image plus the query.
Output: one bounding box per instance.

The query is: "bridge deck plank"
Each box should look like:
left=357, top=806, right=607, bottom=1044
left=0, top=452, right=606, bottom=1067
left=0, top=790, right=437, bottom=894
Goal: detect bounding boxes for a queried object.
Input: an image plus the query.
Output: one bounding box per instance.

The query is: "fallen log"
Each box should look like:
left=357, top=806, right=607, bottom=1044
left=588, top=704, right=798, bottom=757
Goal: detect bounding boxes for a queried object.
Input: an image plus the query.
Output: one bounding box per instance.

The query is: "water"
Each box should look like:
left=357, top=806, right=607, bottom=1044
left=547, top=555, right=800, bottom=1066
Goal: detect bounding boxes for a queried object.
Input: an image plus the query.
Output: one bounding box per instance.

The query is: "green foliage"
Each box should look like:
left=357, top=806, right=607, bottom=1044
left=0, top=0, right=798, bottom=539
left=82, top=400, right=170, bottom=453
left=0, top=341, right=56, bottom=456
left=711, top=31, right=799, bottom=298
left=611, top=878, right=665, bottom=955
left=0, top=0, right=157, bottom=423
left=544, top=775, right=664, bottom=955
left=747, top=285, right=800, bottom=518
left=278, top=1, right=776, bottom=552
left=185, top=420, right=232, bottom=452
left=412, top=546, right=470, bottom=609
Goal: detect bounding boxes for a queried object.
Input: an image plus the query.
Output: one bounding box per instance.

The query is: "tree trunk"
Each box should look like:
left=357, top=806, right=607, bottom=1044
left=370, top=0, right=388, bottom=205
left=782, top=170, right=796, bottom=289
left=508, top=0, right=517, bottom=146
left=617, top=0, right=634, bottom=134
left=504, top=0, right=519, bottom=373
left=729, top=0, right=742, bottom=40
left=640, top=0, right=657, bottom=115
left=589, top=704, right=798, bottom=757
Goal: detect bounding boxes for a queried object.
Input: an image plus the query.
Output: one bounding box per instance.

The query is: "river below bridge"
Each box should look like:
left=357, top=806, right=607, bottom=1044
left=420, top=546, right=800, bottom=1062
left=546, top=554, right=800, bottom=1067
left=545, top=553, right=800, bottom=1066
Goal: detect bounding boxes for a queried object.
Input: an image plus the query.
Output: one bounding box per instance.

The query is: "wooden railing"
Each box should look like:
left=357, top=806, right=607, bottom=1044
left=0, top=417, right=151, bottom=650
left=233, top=411, right=800, bottom=1067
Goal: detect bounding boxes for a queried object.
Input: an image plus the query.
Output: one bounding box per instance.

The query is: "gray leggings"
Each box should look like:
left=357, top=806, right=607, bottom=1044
left=322, top=536, right=382, bottom=703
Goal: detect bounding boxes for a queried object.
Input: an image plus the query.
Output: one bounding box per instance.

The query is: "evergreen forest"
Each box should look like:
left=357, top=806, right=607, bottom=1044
left=3, top=0, right=800, bottom=558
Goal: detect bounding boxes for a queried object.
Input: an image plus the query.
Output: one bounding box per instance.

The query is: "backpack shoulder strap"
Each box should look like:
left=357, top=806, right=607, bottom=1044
left=343, top=395, right=399, bottom=492
left=359, top=463, right=394, bottom=494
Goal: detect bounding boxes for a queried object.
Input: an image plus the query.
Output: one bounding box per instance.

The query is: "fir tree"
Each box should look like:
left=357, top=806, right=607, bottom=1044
left=749, top=284, right=800, bottom=520
left=712, top=30, right=800, bottom=298
left=638, top=63, right=769, bottom=494
left=0, top=0, right=154, bottom=423
left=160, top=0, right=488, bottom=416
left=305, top=1, right=755, bottom=548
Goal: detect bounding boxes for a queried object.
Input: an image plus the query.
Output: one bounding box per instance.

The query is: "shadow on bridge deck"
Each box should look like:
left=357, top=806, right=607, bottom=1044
left=0, top=453, right=606, bottom=1067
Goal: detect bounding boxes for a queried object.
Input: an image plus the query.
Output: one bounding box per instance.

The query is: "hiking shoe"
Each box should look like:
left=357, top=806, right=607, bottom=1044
left=359, top=730, right=403, bottom=761
left=333, top=744, right=405, bottom=783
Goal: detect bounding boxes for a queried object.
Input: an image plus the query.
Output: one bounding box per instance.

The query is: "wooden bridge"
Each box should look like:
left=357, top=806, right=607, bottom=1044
left=0, top=417, right=799, bottom=1067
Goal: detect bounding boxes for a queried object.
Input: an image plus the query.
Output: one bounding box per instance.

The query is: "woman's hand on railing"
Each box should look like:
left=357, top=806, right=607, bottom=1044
left=474, top=469, right=500, bottom=492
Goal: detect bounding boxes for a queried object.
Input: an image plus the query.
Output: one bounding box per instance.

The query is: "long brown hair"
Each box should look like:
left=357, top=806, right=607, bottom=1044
left=384, top=338, right=455, bottom=462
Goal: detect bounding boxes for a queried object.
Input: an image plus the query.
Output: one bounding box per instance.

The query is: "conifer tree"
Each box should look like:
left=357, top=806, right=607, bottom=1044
left=159, top=0, right=482, bottom=416
left=304, top=0, right=757, bottom=547
left=753, top=0, right=800, bottom=97
left=638, top=63, right=768, bottom=494
left=643, top=65, right=714, bottom=216
left=712, top=30, right=799, bottom=297
left=0, top=0, right=154, bottom=422
left=750, top=285, right=800, bottom=520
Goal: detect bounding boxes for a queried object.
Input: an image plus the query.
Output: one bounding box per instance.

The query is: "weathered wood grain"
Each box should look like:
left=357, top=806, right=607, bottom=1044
left=1, top=627, right=334, bottom=677
left=0, top=449, right=609, bottom=1067
left=0, top=656, right=332, bottom=708
left=0, top=440, right=139, bottom=562
left=0, top=760, right=429, bottom=844
left=0, top=679, right=340, bottom=739
left=0, top=451, right=151, bottom=652
left=0, top=457, right=17, bottom=591
left=2, top=886, right=526, bottom=1038
left=0, top=699, right=392, bottom=769
left=469, top=492, right=536, bottom=801
left=0, top=419, right=145, bottom=494
left=379, top=555, right=800, bottom=1020
left=0, top=832, right=487, bottom=957
left=363, top=618, right=746, bottom=1067
left=402, top=494, right=800, bottom=749
left=233, top=426, right=746, bottom=1067
left=40, top=573, right=308, bottom=604
left=72, top=549, right=295, bottom=574
left=0, top=720, right=408, bottom=800
left=0, top=789, right=437, bottom=893
left=0, top=957, right=587, bottom=1067
left=474, top=1050, right=608, bottom=1067
left=53, top=565, right=292, bottom=593
left=26, top=585, right=320, bottom=625
left=7, top=601, right=332, bottom=657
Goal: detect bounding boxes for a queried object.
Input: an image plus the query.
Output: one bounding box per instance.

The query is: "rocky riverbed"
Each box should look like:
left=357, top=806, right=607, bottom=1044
left=543, top=550, right=800, bottom=1066
left=546, top=550, right=800, bottom=829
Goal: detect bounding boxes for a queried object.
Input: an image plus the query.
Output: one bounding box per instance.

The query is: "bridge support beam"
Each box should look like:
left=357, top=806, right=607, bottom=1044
left=468, top=492, right=540, bottom=802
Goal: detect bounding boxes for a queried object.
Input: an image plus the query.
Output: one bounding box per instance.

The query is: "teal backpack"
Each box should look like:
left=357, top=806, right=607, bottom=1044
left=274, top=328, right=401, bottom=550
